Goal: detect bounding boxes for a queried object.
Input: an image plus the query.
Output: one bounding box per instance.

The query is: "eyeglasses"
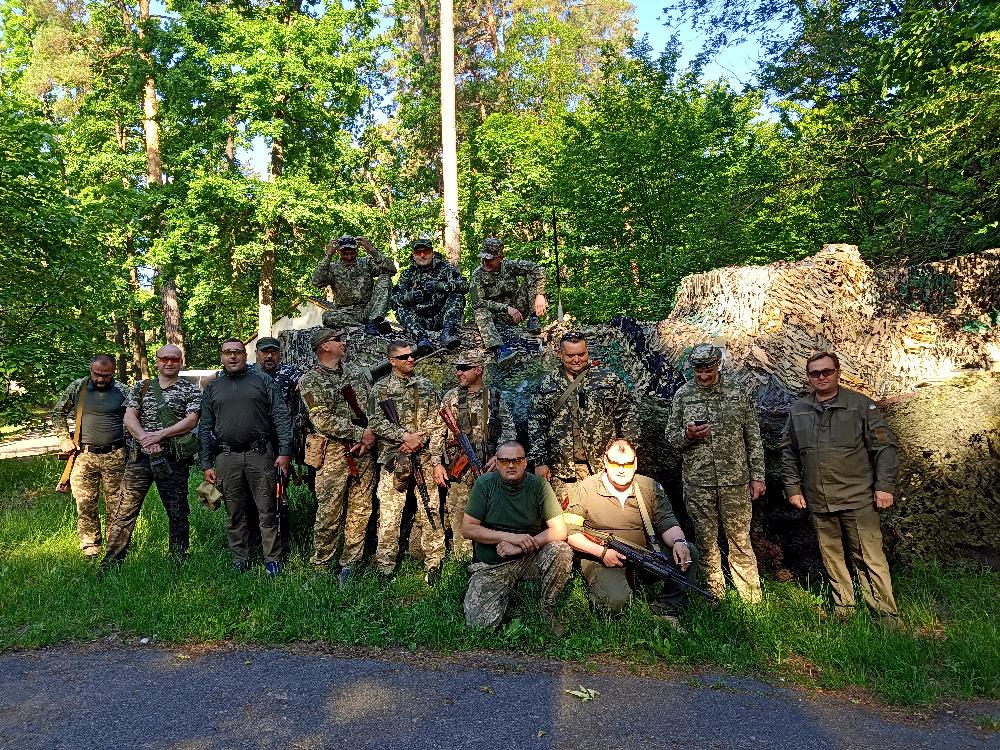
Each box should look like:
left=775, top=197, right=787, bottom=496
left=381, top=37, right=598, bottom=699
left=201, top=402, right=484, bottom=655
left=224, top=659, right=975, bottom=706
left=157, top=356, right=182, bottom=364
left=390, top=353, right=415, bottom=361
left=330, top=335, right=347, bottom=343
left=605, top=457, right=636, bottom=470
left=807, top=368, right=838, bottom=379
left=455, top=364, right=479, bottom=372
left=222, top=349, right=245, bottom=356
left=496, top=456, right=527, bottom=467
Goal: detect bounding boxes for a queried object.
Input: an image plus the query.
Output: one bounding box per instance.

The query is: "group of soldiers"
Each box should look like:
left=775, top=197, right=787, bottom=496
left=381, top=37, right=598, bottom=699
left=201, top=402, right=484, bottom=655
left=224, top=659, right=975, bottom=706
left=52, top=235, right=903, bottom=633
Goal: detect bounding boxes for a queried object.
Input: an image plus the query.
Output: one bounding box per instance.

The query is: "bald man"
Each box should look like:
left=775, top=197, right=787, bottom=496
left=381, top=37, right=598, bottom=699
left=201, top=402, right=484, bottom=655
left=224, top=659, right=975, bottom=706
left=103, top=345, right=202, bottom=567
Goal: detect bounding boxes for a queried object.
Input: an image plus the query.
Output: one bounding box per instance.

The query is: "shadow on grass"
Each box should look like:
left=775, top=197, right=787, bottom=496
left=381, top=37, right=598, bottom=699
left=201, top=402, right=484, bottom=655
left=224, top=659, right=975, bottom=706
left=1, top=456, right=998, bottom=706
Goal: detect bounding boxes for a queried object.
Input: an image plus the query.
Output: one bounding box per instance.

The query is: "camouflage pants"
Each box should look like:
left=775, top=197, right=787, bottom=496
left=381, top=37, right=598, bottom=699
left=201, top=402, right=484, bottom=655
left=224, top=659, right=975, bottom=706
left=550, top=462, right=594, bottom=511
left=395, top=293, right=466, bottom=341
left=310, top=442, right=375, bottom=569
left=684, top=484, right=762, bottom=602
left=104, top=453, right=191, bottom=561
left=321, top=275, right=393, bottom=328
left=580, top=544, right=700, bottom=614
left=464, top=541, right=573, bottom=628
left=374, top=455, right=445, bottom=574
left=69, top=447, right=126, bottom=555
left=445, top=472, right=475, bottom=559
left=812, top=504, right=898, bottom=617
left=215, top=447, right=282, bottom=564
left=473, top=294, right=531, bottom=350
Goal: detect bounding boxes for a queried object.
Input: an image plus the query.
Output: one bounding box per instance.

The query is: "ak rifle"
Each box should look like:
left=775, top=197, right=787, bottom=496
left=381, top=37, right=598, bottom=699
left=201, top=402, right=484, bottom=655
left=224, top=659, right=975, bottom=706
left=439, top=407, right=485, bottom=479
left=378, top=399, right=437, bottom=530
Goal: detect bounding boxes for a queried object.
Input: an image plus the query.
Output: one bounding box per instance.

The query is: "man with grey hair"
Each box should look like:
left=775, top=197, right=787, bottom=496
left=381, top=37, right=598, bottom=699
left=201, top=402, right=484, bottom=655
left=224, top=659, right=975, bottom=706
left=668, top=343, right=766, bottom=603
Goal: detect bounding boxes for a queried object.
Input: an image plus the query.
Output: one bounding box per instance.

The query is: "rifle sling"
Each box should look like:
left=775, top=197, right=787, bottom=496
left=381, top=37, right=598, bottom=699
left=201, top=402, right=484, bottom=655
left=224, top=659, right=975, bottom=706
left=73, top=381, right=86, bottom=446
left=632, top=483, right=664, bottom=554
left=553, top=368, right=588, bottom=415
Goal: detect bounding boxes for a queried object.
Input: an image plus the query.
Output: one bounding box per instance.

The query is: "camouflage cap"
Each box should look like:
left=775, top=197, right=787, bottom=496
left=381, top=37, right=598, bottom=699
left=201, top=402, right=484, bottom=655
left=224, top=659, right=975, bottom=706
left=689, top=343, right=722, bottom=368
left=480, top=237, right=504, bottom=260
left=311, top=326, right=346, bottom=351
left=256, top=337, right=280, bottom=351
left=337, top=235, right=358, bottom=249
left=455, top=350, right=486, bottom=368
left=412, top=236, right=434, bottom=252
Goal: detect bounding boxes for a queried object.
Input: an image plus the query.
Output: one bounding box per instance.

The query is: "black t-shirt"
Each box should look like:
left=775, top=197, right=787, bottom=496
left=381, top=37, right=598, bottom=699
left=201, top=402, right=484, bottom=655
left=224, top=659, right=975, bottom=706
left=80, top=382, right=126, bottom=445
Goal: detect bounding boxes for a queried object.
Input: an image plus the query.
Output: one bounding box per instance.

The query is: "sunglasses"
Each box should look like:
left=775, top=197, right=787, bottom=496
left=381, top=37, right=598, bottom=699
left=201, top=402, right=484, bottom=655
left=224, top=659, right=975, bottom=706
left=496, top=456, right=527, bottom=467
left=807, top=368, right=838, bottom=379
left=157, top=356, right=182, bottom=364
left=329, top=335, right=347, bottom=343
left=605, top=458, right=636, bottom=470
left=455, top=364, right=479, bottom=372
left=391, top=353, right=416, bottom=361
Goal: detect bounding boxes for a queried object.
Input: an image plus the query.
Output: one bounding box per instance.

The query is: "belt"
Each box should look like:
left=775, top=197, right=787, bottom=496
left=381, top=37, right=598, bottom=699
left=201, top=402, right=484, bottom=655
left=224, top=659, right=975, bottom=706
left=218, top=441, right=266, bottom=453
left=81, top=439, right=125, bottom=454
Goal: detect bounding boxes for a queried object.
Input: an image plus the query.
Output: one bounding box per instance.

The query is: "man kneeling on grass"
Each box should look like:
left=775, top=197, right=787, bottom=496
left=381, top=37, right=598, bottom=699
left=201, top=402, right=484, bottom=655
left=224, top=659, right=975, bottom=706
left=462, top=440, right=573, bottom=635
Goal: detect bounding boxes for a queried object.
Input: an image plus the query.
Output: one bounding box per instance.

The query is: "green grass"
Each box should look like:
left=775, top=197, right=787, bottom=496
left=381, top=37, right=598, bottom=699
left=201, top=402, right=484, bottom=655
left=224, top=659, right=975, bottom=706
left=2, top=456, right=998, bottom=706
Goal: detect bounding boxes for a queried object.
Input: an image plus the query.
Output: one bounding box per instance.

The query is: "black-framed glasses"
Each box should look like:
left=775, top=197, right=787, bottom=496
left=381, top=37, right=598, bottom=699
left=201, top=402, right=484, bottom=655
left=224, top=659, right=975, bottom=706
left=391, top=353, right=416, bottom=361
left=807, top=368, right=838, bottom=379
left=330, top=334, right=348, bottom=343
left=455, top=364, right=479, bottom=372
left=496, top=456, right=527, bottom=467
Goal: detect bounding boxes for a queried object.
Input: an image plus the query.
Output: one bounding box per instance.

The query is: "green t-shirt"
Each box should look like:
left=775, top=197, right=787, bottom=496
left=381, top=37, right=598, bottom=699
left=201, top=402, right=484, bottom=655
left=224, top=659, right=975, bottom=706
left=465, top=472, right=562, bottom=565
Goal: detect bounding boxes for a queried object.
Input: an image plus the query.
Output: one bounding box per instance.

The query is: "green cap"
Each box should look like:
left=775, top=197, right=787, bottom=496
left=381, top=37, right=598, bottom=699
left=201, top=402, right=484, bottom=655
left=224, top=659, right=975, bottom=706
left=311, top=327, right=346, bottom=351
left=256, top=337, right=280, bottom=351
left=689, top=343, right=722, bottom=368
left=455, top=349, right=486, bottom=368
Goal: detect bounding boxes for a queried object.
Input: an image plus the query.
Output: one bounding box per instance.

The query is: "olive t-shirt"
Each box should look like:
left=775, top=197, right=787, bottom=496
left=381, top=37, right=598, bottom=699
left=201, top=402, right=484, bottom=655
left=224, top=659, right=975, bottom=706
left=80, top=381, right=126, bottom=446
left=465, top=473, right=562, bottom=565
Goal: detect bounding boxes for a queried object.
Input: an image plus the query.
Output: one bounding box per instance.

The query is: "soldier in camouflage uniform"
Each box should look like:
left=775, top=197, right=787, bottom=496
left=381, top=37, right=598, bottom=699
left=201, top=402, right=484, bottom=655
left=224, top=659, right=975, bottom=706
left=311, top=235, right=397, bottom=335
left=104, top=344, right=201, bottom=566
left=390, top=237, right=468, bottom=355
left=528, top=331, right=639, bottom=509
left=462, top=440, right=572, bottom=633
left=430, top=350, right=516, bottom=558
left=299, top=327, right=377, bottom=585
left=667, top=344, right=766, bottom=602
left=52, top=355, right=129, bottom=557
left=470, top=238, right=548, bottom=362
left=367, top=339, right=446, bottom=581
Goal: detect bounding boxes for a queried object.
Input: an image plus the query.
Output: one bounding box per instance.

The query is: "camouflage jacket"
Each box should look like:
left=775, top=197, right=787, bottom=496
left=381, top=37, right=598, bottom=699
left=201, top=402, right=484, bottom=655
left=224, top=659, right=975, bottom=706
left=311, top=250, right=397, bottom=308
left=470, top=259, right=546, bottom=314
left=527, top=364, right=639, bottom=477
left=667, top=373, right=766, bottom=488
left=430, top=385, right=517, bottom=467
left=126, top=377, right=202, bottom=435
left=390, top=253, right=469, bottom=316
left=249, top=363, right=303, bottom=414
left=52, top=377, right=129, bottom=442
left=299, top=361, right=372, bottom=444
left=780, top=387, right=899, bottom=512
left=367, top=371, right=442, bottom=464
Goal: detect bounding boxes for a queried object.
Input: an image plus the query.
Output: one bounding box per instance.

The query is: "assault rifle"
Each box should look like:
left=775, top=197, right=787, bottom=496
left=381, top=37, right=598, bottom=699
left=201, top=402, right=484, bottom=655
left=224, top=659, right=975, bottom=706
left=378, top=398, right=437, bottom=530
left=340, top=383, right=369, bottom=478
left=584, top=528, right=718, bottom=603
left=276, top=466, right=290, bottom=552
left=439, top=407, right=485, bottom=479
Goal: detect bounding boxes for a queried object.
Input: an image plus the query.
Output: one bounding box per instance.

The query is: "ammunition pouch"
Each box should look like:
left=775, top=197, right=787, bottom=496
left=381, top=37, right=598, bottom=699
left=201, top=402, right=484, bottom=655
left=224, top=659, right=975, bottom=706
left=391, top=451, right=413, bottom=491
left=304, top=433, right=329, bottom=469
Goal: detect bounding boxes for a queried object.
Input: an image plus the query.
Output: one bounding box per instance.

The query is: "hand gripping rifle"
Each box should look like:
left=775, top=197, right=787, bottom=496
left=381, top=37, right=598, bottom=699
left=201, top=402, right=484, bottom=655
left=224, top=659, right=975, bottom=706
left=439, top=407, right=485, bottom=479
left=340, top=383, right=370, bottom=478
left=584, top=528, right=718, bottom=603
left=378, top=398, right=437, bottom=531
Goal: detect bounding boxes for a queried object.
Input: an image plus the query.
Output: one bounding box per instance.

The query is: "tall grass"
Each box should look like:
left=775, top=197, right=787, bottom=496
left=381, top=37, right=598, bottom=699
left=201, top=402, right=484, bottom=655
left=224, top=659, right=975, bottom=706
left=1, top=456, right=997, bottom=705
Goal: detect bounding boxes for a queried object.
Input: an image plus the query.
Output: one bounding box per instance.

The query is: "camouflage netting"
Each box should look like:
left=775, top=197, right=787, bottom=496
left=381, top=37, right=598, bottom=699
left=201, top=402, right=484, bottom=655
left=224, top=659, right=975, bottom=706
left=281, top=244, right=1000, bottom=573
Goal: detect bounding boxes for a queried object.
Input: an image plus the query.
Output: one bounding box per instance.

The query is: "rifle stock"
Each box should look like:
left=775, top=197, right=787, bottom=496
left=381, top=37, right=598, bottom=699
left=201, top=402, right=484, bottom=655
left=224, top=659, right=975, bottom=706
left=439, top=407, right=485, bottom=478
left=55, top=449, right=77, bottom=493
left=378, top=398, right=437, bottom=531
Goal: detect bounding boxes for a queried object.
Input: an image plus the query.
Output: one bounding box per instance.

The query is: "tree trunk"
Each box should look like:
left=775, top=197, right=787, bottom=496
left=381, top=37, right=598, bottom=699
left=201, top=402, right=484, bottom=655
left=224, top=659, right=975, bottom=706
left=440, top=0, right=461, bottom=266
left=160, top=277, right=184, bottom=347
left=128, top=266, right=150, bottom=380
left=113, top=316, right=129, bottom=382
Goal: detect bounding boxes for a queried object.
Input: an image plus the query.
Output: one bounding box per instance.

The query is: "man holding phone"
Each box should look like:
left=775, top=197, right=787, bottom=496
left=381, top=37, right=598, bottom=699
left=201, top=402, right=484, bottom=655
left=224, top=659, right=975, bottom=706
left=668, top=343, right=766, bottom=602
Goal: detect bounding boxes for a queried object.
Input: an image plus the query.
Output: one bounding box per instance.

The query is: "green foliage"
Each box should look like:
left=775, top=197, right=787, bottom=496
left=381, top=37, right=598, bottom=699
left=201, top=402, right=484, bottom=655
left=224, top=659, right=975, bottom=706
left=2, top=455, right=999, bottom=706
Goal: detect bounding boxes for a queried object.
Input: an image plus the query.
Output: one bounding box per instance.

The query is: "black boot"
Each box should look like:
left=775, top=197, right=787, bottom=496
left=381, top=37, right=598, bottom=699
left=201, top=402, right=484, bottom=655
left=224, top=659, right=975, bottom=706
left=416, top=337, right=434, bottom=356
left=440, top=327, right=461, bottom=350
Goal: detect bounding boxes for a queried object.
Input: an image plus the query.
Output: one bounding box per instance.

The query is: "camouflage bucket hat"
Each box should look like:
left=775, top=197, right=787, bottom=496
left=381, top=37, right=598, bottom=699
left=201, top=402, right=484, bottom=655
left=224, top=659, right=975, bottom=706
left=480, top=237, right=503, bottom=260
left=689, top=343, right=722, bottom=368
left=196, top=480, right=223, bottom=511
left=311, top=326, right=346, bottom=351
left=338, top=235, right=358, bottom=249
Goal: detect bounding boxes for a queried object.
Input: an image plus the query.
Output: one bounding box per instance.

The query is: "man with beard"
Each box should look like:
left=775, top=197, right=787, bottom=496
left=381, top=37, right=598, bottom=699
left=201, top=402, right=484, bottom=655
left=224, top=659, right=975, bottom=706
left=53, top=355, right=129, bottom=557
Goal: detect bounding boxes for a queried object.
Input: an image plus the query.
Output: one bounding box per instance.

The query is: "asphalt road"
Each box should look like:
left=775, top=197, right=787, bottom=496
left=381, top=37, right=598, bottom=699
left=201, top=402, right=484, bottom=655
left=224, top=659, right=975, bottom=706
left=0, top=644, right=997, bottom=750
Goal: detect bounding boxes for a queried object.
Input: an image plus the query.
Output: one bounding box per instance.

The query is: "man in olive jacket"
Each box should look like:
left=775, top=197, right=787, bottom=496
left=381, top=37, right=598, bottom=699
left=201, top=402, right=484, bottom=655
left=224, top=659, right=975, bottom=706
left=780, top=351, right=900, bottom=621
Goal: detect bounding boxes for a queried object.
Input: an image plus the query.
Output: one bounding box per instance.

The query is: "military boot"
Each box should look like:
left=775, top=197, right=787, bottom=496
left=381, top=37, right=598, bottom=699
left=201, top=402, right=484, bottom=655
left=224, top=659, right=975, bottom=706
left=416, top=337, right=434, bottom=356
left=363, top=319, right=381, bottom=337
left=526, top=312, right=541, bottom=335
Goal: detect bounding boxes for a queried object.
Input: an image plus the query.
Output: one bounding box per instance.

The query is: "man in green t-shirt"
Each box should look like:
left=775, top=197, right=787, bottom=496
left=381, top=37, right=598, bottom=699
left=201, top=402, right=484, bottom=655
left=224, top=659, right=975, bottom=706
left=462, top=440, right=573, bottom=633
